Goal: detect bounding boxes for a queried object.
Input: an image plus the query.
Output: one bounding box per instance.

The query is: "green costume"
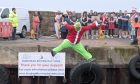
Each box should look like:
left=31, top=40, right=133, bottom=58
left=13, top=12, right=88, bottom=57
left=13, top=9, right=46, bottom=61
left=52, top=22, right=98, bottom=61
left=53, top=39, right=92, bottom=60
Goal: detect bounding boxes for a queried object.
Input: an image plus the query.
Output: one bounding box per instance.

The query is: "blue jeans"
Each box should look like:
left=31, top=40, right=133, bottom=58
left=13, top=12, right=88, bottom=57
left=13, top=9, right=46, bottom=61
left=12, top=27, right=16, bottom=40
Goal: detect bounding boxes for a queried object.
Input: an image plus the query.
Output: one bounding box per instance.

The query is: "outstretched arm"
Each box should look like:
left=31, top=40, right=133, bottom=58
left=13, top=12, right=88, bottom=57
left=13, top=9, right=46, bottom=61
left=62, top=22, right=74, bottom=30
left=83, top=21, right=99, bottom=31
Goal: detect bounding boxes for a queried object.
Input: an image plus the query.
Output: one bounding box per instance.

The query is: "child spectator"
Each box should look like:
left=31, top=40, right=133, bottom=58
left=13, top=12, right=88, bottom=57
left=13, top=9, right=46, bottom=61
left=109, top=14, right=115, bottom=38
left=99, top=13, right=107, bottom=39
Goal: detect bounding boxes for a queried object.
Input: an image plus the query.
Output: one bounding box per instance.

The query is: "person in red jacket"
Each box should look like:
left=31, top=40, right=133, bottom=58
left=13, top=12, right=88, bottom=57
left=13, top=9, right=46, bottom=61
left=51, top=21, right=99, bottom=61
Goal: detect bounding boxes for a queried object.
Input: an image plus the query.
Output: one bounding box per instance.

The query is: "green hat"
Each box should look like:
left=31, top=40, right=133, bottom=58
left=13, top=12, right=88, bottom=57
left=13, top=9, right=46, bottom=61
left=74, top=22, right=81, bottom=31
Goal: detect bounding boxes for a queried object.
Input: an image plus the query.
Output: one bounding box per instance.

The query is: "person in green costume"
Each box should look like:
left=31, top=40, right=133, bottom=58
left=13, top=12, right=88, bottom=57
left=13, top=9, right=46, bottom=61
left=51, top=21, right=99, bottom=61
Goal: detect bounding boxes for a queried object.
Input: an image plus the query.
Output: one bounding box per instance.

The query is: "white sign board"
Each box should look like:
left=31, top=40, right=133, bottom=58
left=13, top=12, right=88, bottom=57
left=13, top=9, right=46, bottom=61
left=18, top=52, right=65, bottom=76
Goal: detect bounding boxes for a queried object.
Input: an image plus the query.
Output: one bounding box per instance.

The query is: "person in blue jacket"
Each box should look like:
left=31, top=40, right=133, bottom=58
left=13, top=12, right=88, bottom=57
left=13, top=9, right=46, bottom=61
left=60, top=11, right=70, bottom=39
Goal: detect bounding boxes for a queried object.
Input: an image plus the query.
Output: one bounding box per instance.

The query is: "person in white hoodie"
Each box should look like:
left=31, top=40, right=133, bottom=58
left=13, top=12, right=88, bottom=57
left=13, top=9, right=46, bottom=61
left=54, top=11, right=62, bottom=39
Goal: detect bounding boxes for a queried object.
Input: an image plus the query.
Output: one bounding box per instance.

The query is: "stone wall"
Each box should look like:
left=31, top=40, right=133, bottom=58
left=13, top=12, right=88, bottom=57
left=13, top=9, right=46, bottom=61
left=29, top=11, right=82, bottom=36
left=29, top=11, right=56, bottom=36
left=0, top=45, right=138, bottom=66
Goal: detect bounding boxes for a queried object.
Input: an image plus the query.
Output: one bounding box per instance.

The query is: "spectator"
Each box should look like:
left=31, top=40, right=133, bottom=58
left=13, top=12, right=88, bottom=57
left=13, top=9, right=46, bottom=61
left=88, top=10, right=94, bottom=39
left=60, top=11, right=70, bottom=39
left=118, top=10, right=123, bottom=38
left=109, top=14, right=115, bottom=38
left=129, top=13, right=135, bottom=41
left=127, top=14, right=131, bottom=39
left=104, top=13, right=110, bottom=38
left=131, top=10, right=139, bottom=45
left=69, top=11, right=78, bottom=25
left=114, top=13, right=119, bottom=37
left=121, top=10, right=129, bottom=39
left=54, top=11, right=61, bottom=39
left=38, top=12, right=43, bottom=37
left=9, top=8, right=19, bottom=40
left=92, top=11, right=100, bottom=39
left=99, top=13, right=107, bottom=39
left=32, top=12, right=40, bottom=40
left=80, top=11, right=88, bottom=39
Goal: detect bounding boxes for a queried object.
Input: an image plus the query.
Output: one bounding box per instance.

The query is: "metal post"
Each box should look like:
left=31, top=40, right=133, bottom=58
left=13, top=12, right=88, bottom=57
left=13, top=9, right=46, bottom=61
left=37, top=45, right=41, bottom=84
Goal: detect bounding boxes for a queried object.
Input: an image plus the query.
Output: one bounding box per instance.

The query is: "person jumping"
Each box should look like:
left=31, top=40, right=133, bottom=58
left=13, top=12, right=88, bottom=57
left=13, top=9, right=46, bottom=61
left=51, top=21, right=99, bottom=61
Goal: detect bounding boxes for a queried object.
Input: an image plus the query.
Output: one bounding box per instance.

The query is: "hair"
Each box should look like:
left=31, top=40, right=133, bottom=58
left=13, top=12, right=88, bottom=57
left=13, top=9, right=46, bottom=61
left=38, top=12, right=40, bottom=15
left=82, top=11, right=87, bottom=17
left=12, top=8, right=16, bottom=11
left=68, top=11, right=72, bottom=16
left=93, top=11, right=98, bottom=16
left=34, top=11, right=38, bottom=16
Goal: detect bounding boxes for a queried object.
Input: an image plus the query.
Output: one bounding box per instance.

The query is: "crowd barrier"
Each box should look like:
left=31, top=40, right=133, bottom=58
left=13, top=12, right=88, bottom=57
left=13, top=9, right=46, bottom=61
left=0, top=22, right=12, bottom=39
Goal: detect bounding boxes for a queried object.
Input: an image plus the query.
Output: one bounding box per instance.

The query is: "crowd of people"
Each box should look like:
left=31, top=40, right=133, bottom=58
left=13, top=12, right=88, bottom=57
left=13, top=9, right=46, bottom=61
left=54, top=8, right=140, bottom=45
left=8, top=7, right=140, bottom=45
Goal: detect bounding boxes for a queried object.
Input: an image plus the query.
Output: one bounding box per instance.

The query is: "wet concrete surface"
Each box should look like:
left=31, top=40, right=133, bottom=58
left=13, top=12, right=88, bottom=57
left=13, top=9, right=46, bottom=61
left=0, top=36, right=133, bottom=47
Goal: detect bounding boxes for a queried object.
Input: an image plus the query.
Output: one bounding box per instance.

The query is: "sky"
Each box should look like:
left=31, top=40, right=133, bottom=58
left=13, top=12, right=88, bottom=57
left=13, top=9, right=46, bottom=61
left=0, top=0, right=139, bottom=12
